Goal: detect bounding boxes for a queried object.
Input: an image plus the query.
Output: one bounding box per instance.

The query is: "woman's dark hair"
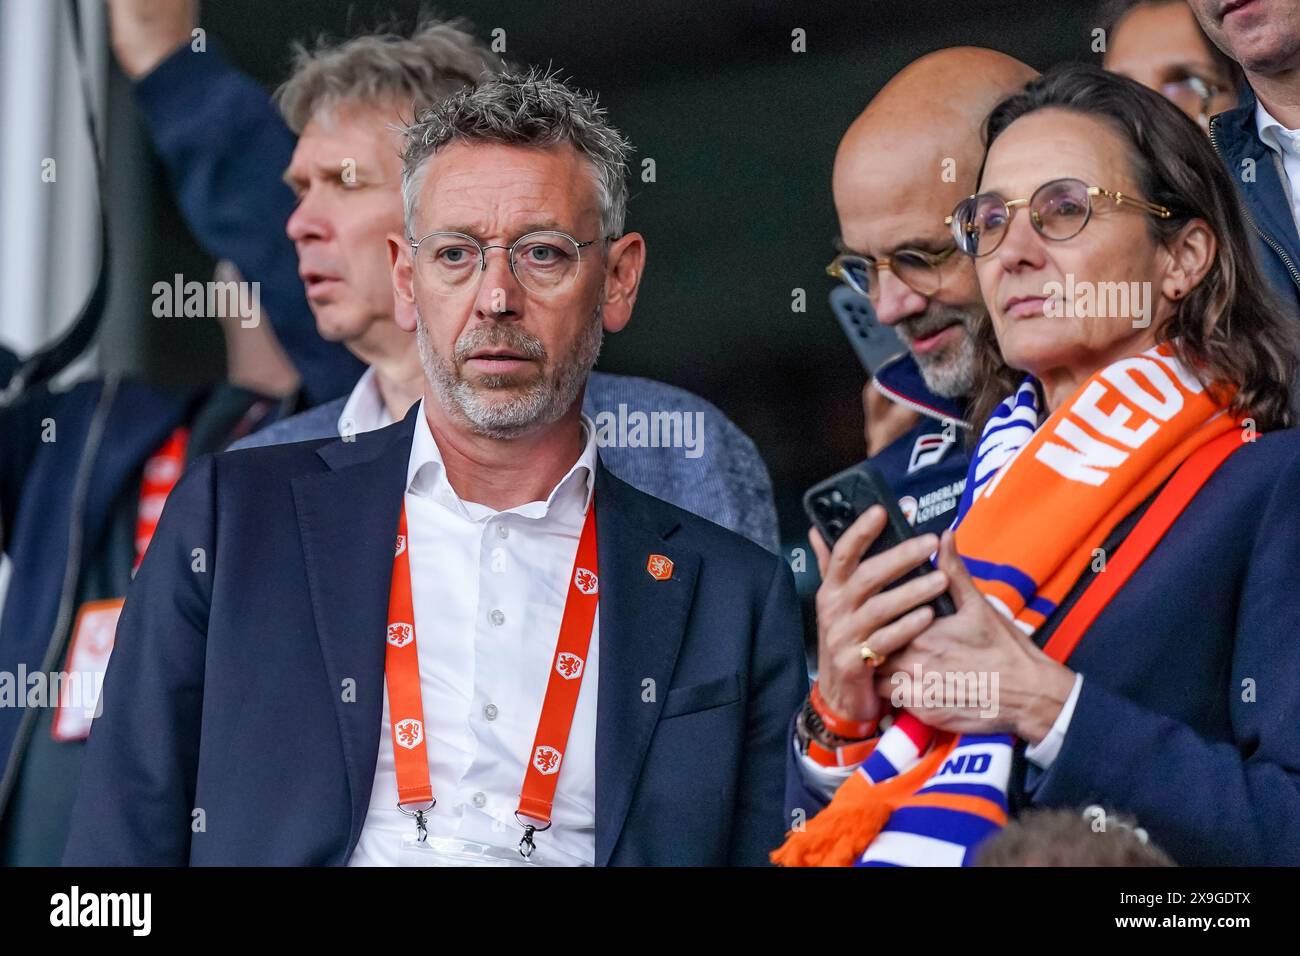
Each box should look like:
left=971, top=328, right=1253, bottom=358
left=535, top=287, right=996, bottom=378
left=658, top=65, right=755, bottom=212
left=966, top=63, right=1297, bottom=439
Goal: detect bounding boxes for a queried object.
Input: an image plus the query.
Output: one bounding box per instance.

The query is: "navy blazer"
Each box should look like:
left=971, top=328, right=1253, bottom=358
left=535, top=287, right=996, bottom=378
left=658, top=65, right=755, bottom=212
left=64, top=405, right=807, bottom=866
left=785, top=428, right=1300, bottom=866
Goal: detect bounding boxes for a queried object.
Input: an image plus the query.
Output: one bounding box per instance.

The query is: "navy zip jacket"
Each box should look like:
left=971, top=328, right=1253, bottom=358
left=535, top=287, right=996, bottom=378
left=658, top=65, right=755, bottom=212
left=0, top=370, right=295, bottom=844
left=867, top=352, right=971, bottom=537
left=1209, top=91, right=1300, bottom=317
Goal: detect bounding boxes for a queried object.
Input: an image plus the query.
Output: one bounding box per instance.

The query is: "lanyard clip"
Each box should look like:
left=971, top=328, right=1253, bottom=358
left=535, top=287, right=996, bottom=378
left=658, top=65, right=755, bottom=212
left=398, top=799, right=436, bottom=844
left=518, top=825, right=536, bottom=859
left=514, top=811, right=551, bottom=859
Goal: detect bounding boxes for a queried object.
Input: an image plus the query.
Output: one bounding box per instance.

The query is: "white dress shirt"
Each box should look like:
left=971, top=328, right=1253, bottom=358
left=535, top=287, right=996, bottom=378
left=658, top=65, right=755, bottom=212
left=337, top=366, right=396, bottom=438
left=348, top=400, right=600, bottom=866
left=1256, top=100, right=1300, bottom=241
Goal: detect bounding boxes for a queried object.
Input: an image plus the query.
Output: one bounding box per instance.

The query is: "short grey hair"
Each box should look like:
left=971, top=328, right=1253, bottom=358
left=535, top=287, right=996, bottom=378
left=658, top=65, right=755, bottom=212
left=274, top=17, right=503, bottom=134
left=400, top=67, right=633, bottom=240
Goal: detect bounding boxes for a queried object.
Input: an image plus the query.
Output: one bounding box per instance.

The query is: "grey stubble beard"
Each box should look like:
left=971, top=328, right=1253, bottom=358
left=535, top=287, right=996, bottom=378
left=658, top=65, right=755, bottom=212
left=894, top=303, right=981, bottom=399
left=417, top=302, right=604, bottom=440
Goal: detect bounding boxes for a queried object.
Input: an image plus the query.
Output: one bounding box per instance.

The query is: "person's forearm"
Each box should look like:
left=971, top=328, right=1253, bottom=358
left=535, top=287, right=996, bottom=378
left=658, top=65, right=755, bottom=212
left=1009, top=658, right=1078, bottom=747
left=107, top=0, right=198, bottom=80
left=784, top=712, right=835, bottom=824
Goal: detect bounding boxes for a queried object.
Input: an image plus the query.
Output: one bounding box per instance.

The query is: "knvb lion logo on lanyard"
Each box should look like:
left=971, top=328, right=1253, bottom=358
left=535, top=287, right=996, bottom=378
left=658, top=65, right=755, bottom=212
left=384, top=498, right=599, bottom=860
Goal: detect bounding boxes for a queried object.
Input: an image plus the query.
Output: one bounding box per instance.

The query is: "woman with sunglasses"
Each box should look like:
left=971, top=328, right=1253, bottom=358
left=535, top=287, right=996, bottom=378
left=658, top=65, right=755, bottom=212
left=777, top=64, right=1300, bottom=867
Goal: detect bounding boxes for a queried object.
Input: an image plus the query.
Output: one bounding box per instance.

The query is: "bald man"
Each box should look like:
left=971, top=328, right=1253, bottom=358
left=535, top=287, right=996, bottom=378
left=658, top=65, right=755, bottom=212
left=827, top=48, right=1035, bottom=533
left=792, top=48, right=1036, bottom=800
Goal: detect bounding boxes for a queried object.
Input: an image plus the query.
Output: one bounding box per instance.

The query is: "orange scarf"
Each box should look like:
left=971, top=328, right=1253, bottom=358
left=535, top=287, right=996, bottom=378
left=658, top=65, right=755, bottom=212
left=774, top=343, right=1236, bottom=866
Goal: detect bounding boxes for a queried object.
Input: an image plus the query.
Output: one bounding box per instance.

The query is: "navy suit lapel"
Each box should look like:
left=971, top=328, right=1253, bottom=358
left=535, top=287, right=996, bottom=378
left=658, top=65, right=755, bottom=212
left=593, top=464, right=701, bottom=866
left=291, top=405, right=418, bottom=861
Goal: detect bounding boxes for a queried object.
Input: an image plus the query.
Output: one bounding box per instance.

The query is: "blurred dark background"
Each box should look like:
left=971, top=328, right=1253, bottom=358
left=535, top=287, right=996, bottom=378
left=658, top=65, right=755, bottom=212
left=98, top=0, right=1098, bottom=553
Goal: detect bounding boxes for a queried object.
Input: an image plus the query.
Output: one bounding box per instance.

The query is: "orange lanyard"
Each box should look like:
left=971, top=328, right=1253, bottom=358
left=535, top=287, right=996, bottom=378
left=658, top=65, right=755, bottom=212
left=134, top=426, right=190, bottom=571
left=384, top=497, right=599, bottom=858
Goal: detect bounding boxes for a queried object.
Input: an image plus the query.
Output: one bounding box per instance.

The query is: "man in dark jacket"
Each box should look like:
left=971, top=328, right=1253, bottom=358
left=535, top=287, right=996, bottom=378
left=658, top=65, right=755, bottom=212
left=824, top=50, right=1036, bottom=539
left=63, top=71, right=806, bottom=866
left=1188, top=0, right=1300, bottom=314
left=108, top=3, right=779, bottom=552
left=794, top=48, right=1036, bottom=791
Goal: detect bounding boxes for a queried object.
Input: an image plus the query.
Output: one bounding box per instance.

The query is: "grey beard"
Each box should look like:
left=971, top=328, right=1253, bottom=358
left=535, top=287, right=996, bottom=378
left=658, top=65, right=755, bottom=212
left=417, top=305, right=604, bottom=440
left=912, top=329, right=977, bottom=399
left=894, top=306, right=980, bottom=400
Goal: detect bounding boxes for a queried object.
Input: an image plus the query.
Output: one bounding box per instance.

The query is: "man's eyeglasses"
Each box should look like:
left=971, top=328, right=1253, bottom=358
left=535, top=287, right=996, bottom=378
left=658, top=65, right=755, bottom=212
left=825, top=244, right=962, bottom=302
left=408, top=230, right=607, bottom=297
left=945, top=177, right=1173, bottom=258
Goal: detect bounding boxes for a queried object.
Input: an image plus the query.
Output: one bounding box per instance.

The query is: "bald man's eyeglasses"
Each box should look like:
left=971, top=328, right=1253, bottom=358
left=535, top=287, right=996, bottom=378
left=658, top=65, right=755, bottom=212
left=826, top=244, right=961, bottom=302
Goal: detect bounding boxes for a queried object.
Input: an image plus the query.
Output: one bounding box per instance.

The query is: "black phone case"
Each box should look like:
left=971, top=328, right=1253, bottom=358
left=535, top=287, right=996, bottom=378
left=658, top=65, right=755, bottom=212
left=803, top=461, right=957, bottom=617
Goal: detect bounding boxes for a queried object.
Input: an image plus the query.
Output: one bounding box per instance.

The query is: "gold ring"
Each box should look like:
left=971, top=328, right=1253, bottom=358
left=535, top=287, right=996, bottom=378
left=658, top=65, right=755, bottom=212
left=859, top=643, right=886, bottom=667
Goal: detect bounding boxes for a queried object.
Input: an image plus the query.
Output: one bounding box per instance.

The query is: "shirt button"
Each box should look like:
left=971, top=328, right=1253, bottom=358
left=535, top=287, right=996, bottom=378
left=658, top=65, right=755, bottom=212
left=489, top=609, right=505, bottom=627
left=483, top=703, right=499, bottom=721
left=472, top=792, right=487, bottom=809
left=496, top=524, right=509, bottom=539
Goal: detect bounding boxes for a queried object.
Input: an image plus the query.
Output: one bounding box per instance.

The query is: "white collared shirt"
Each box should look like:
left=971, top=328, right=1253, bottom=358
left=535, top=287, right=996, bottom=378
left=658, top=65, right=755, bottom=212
left=1256, top=100, right=1300, bottom=241
left=348, top=400, right=600, bottom=866
left=337, top=367, right=395, bottom=438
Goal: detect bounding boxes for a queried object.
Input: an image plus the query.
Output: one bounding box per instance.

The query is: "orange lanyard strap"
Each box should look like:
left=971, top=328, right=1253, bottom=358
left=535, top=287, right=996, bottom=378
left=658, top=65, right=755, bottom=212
left=517, top=500, right=599, bottom=828
left=384, top=505, right=433, bottom=807
left=134, top=426, right=190, bottom=571
left=384, top=497, right=599, bottom=847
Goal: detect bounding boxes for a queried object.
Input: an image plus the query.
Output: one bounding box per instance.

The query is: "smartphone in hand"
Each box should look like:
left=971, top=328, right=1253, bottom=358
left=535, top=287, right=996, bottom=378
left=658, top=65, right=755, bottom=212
left=803, top=461, right=957, bottom=617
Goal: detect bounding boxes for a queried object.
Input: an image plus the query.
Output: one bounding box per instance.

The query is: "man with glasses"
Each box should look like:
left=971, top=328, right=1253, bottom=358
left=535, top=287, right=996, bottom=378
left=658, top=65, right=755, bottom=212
left=106, top=3, right=780, bottom=553
left=790, top=48, right=1035, bottom=802
left=65, top=70, right=807, bottom=867
left=822, top=49, right=1036, bottom=539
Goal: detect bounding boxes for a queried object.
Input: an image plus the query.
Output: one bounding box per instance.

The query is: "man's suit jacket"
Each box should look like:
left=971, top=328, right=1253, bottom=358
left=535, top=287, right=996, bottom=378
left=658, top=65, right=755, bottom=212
left=64, top=405, right=808, bottom=866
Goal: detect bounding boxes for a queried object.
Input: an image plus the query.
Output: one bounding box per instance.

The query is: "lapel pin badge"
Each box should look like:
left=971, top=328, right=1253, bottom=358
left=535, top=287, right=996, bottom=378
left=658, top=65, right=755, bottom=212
left=646, top=554, right=673, bottom=581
